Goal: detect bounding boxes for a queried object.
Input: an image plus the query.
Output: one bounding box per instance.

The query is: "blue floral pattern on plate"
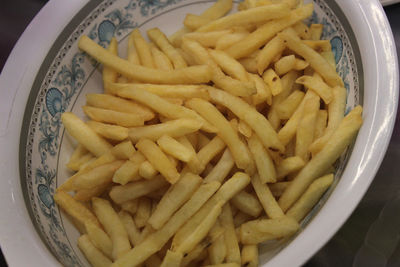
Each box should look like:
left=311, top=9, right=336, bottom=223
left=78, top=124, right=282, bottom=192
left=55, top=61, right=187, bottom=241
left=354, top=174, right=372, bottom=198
left=22, top=0, right=361, bottom=266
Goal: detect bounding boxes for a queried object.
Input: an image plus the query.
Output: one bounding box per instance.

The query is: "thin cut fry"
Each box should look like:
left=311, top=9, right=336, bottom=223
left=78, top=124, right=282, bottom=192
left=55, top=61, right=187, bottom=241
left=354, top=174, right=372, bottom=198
left=157, top=135, right=196, bottom=162
left=78, top=235, right=113, bottom=267
left=160, top=250, right=183, bottom=267
left=296, top=75, right=333, bottom=104
left=83, top=106, right=144, bottom=127
left=247, top=134, right=277, bottom=183
left=103, top=37, right=119, bottom=94
left=84, top=222, right=113, bottom=259
left=276, top=156, right=305, bottom=180
left=86, top=120, right=128, bottom=141
left=132, top=28, right=155, bottom=68
left=241, top=245, right=258, bottom=267
left=150, top=43, right=174, bottom=71
left=231, top=190, right=263, bottom=217
left=256, top=35, right=285, bottom=75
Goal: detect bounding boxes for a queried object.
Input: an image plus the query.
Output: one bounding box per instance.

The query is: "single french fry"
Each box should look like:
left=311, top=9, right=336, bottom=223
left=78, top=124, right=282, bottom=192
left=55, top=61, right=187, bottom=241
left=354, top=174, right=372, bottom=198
left=83, top=106, right=144, bottom=127
left=73, top=160, right=124, bottom=189
left=160, top=250, right=183, bottom=267
left=200, top=0, right=233, bottom=20
left=208, top=221, right=226, bottom=264
left=240, top=216, right=299, bottom=244
left=204, top=149, right=235, bottom=183
left=276, top=90, right=305, bottom=120
left=238, top=120, right=253, bottom=138
left=86, top=120, right=128, bottom=141
left=150, top=43, right=174, bottom=71
left=86, top=93, right=154, bottom=121
left=247, top=134, right=277, bottom=183
left=251, top=174, right=284, bottom=219
left=303, top=40, right=332, bottom=53
left=92, top=197, right=131, bottom=260
left=53, top=191, right=100, bottom=227
left=129, top=119, right=202, bottom=143
left=172, top=172, right=250, bottom=249
left=219, top=203, right=241, bottom=264
left=241, top=245, right=258, bottom=267
left=292, top=22, right=311, bottom=39
left=79, top=36, right=212, bottom=84
left=138, top=161, right=158, bottom=180
left=132, top=28, right=155, bottom=68
left=74, top=183, right=111, bottom=202
left=225, top=4, right=314, bottom=59
left=181, top=242, right=211, bottom=267
left=314, top=110, right=328, bottom=140
left=136, top=138, right=180, bottom=184
left=231, top=190, right=263, bottom=217
left=216, top=31, right=249, bottom=50
left=148, top=173, right=202, bottom=229
left=209, top=49, right=249, bottom=82
left=169, top=26, right=191, bottom=47
left=197, top=3, right=290, bottom=32
left=110, top=175, right=169, bottom=204
left=309, top=86, right=347, bottom=154
left=295, top=96, right=320, bottom=161
left=111, top=181, right=221, bottom=267
left=157, top=135, right=195, bottom=162
left=321, top=50, right=336, bottom=68
left=113, top=151, right=146, bottom=185
left=263, top=68, right=282, bottom=96
left=294, top=58, right=309, bottom=71
left=103, top=37, right=119, bottom=94
left=111, top=140, right=136, bottom=160
left=274, top=55, right=296, bottom=76
left=108, top=83, right=209, bottom=100
left=309, top=23, right=324, bottom=40
left=256, top=35, right=285, bottom=75
left=62, top=112, right=112, bottom=157
left=85, top=222, right=113, bottom=259
left=279, top=106, right=363, bottom=211
left=239, top=56, right=258, bottom=74
left=185, top=30, right=231, bottom=48
left=269, top=181, right=291, bottom=197
left=208, top=87, right=284, bottom=152
left=67, top=144, right=89, bottom=170
left=134, top=197, right=152, bottom=228
left=147, top=28, right=187, bottom=69
left=277, top=29, right=343, bottom=87
left=78, top=235, right=113, bottom=267
left=276, top=156, right=305, bottom=180
left=186, top=98, right=252, bottom=170
left=127, top=31, right=141, bottom=65
left=287, top=173, right=334, bottom=222
left=296, top=75, right=333, bottom=104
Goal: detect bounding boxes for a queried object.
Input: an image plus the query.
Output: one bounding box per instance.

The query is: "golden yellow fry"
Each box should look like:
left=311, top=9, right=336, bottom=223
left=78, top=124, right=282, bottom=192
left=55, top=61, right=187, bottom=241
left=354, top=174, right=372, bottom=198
left=172, top=172, right=250, bottom=249
left=201, top=0, right=233, bottom=20
left=148, top=173, right=202, bottom=229
left=240, top=216, right=299, bottom=244
left=225, top=4, right=314, bottom=59
left=54, top=191, right=100, bottom=228
left=263, top=68, right=282, bottom=96
left=150, top=43, right=174, bottom=71
left=170, top=26, right=191, bottom=48
left=204, top=149, right=235, bottom=183
left=321, top=50, right=336, bottom=68
left=180, top=243, right=209, bottom=267
left=67, top=152, right=94, bottom=171
left=79, top=36, right=212, bottom=84
left=247, top=134, right=277, bottom=183
left=92, top=197, right=131, bottom=260
left=276, top=90, right=305, bottom=120
left=85, top=222, right=113, bottom=259
left=111, top=181, right=221, bottom=267
left=110, top=175, right=169, bottom=204
left=231, top=190, right=262, bottom=217
left=292, top=22, right=311, bottom=39
left=295, top=96, right=320, bottom=162
left=86, top=93, right=154, bottom=121
left=86, top=120, right=128, bottom=141
left=78, top=235, right=113, bottom=267
left=209, top=49, right=249, bottom=81
left=66, top=144, right=89, bottom=170
left=256, top=35, right=285, bottom=75
left=184, top=14, right=214, bottom=30
left=129, top=119, right=202, bottom=142
left=277, top=30, right=343, bottom=87
left=185, top=30, right=231, bottom=48
left=74, top=183, right=111, bottom=202
left=208, top=221, right=226, bottom=264
left=197, top=3, right=290, bottom=32
left=176, top=135, right=202, bottom=173
left=287, top=173, right=334, bottom=222
left=237, top=120, right=252, bottom=138
left=157, top=135, right=195, bottom=162
left=251, top=174, right=284, bottom=218
left=276, top=156, right=305, bottom=180
left=219, top=204, right=241, bottom=264
left=132, top=28, right=155, bottom=68
left=73, top=160, right=124, bottom=189
left=186, top=98, right=252, bottom=170
left=279, top=106, right=363, bottom=211
left=138, top=161, right=158, bottom=180
left=113, top=151, right=146, bottom=185
left=181, top=38, right=256, bottom=97
left=103, top=37, right=119, bottom=94
left=61, top=112, right=112, bottom=157
left=216, top=31, right=249, bottom=50
left=160, top=250, right=183, bottom=267
left=136, top=138, right=180, bottom=184
left=296, top=75, right=333, bottom=104
left=147, top=28, right=187, bottom=69
left=309, top=23, right=323, bottom=40
left=303, top=40, right=332, bottom=53
left=239, top=56, right=258, bottom=74
left=294, top=58, right=309, bottom=71
left=309, top=86, right=347, bottom=154
left=274, top=54, right=296, bottom=76
left=82, top=106, right=144, bottom=127
left=134, top=197, right=152, bottom=228
left=127, top=31, right=141, bottom=65
left=208, top=87, right=284, bottom=152
left=241, top=245, right=258, bottom=267
left=314, top=109, right=328, bottom=140
left=111, top=140, right=136, bottom=160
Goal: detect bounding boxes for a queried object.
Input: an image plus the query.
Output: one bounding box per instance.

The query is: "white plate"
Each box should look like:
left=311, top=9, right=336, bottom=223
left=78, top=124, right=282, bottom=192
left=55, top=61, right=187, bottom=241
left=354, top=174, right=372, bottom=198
left=0, top=0, right=398, bottom=266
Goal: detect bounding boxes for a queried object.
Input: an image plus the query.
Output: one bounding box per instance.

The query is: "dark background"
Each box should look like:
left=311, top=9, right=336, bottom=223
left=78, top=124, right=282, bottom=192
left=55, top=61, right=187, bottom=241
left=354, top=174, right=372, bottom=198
left=0, top=1, right=399, bottom=266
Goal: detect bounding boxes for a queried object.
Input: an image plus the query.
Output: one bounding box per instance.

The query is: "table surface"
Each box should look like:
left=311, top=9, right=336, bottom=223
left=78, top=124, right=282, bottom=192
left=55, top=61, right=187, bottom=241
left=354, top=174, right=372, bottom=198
left=0, top=1, right=399, bottom=266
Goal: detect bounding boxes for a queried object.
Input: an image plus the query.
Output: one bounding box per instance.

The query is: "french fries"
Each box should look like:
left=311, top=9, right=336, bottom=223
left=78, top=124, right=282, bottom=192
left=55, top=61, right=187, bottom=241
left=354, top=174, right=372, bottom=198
left=56, top=2, right=363, bottom=267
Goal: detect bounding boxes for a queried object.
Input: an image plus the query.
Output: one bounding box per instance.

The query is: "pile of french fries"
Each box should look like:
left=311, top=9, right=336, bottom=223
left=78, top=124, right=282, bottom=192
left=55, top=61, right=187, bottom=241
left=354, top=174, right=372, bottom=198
left=54, top=0, right=363, bottom=266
